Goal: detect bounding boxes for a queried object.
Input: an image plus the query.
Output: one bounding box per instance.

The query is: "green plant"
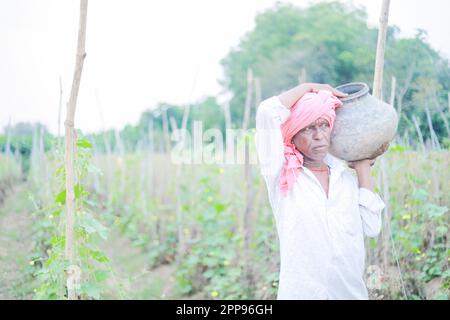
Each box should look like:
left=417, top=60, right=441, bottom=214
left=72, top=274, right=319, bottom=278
left=31, top=135, right=112, bottom=299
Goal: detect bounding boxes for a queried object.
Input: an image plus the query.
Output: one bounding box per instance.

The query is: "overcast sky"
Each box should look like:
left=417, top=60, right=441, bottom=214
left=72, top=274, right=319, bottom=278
left=1, top=0, right=449, bottom=135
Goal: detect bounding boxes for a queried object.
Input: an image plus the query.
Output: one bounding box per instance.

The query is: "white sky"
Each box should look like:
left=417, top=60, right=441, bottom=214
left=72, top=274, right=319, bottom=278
left=1, top=0, right=449, bottom=135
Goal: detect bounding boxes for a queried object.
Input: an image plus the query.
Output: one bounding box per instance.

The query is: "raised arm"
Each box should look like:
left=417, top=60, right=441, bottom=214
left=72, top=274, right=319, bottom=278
left=278, top=83, right=348, bottom=109
left=255, top=95, right=289, bottom=179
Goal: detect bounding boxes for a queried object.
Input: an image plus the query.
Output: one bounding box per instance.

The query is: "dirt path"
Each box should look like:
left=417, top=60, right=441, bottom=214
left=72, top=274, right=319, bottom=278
left=0, top=182, right=201, bottom=300
left=100, top=229, right=181, bottom=299
left=0, top=183, right=35, bottom=299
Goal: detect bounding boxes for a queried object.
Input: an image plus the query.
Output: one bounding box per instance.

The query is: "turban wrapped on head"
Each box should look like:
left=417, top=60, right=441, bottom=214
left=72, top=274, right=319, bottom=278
left=279, top=90, right=343, bottom=196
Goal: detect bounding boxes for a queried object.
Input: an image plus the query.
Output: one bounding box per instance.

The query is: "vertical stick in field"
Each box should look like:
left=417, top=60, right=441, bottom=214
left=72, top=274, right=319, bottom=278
left=5, top=118, right=12, bottom=156
left=372, top=0, right=391, bottom=280
left=243, top=135, right=255, bottom=296
left=65, top=0, right=88, bottom=300
left=372, top=0, right=407, bottom=299
left=254, top=77, right=261, bottom=108
left=298, top=68, right=307, bottom=85
left=242, top=68, right=254, bottom=132
left=372, top=0, right=390, bottom=98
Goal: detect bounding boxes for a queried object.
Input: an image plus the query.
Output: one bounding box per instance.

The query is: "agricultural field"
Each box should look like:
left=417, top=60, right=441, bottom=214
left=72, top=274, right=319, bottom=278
left=0, top=140, right=448, bottom=300
left=1, top=0, right=450, bottom=301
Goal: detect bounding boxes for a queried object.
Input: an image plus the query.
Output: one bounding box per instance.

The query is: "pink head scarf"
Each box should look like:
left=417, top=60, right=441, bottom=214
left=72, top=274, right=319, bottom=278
left=279, top=90, right=343, bottom=196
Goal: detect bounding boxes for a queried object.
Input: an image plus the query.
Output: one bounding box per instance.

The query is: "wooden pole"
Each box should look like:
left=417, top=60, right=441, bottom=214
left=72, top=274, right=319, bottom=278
left=5, top=117, right=11, bottom=156
left=223, top=100, right=232, bottom=131
left=371, top=0, right=405, bottom=297
left=298, top=68, right=307, bottom=85
left=242, top=68, right=253, bottom=132
left=424, top=104, right=440, bottom=150
left=413, top=115, right=426, bottom=151
left=243, top=135, right=255, bottom=296
left=389, top=76, right=396, bottom=107
left=372, top=0, right=390, bottom=98
left=64, top=0, right=88, bottom=300
left=254, top=77, right=262, bottom=109
left=162, top=107, right=170, bottom=153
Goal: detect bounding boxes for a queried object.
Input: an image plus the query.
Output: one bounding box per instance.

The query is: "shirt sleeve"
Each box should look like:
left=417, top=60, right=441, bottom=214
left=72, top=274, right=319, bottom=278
left=358, top=187, right=386, bottom=238
left=255, top=96, right=290, bottom=179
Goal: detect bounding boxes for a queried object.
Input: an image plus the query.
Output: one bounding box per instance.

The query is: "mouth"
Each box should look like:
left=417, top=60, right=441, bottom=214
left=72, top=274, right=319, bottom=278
left=313, top=145, right=328, bottom=151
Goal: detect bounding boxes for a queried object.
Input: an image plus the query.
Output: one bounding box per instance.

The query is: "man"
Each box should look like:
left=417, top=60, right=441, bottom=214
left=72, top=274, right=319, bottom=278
left=255, top=82, right=386, bottom=300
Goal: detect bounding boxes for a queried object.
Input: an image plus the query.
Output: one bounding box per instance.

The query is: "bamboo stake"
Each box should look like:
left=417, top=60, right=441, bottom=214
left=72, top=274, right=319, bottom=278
left=171, top=111, right=189, bottom=263
left=162, top=107, right=170, bottom=153
left=412, top=115, right=426, bottom=151
left=424, top=104, right=440, bottom=150
left=223, top=100, right=232, bottom=131
left=243, top=135, right=255, bottom=296
left=380, top=76, right=397, bottom=266
left=372, top=0, right=390, bottom=98
left=389, top=76, right=396, bottom=107
left=372, top=0, right=409, bottom=299
left=437, top=106, right=450, bottom=138
left=372, top=0, right=390, bottom=249
left=254, top=77, right=262, bottom=109
left=242, top=68, right=253, bottom=132
left=5, top=117, right=11, bottom=156
left=64, top=0, right=88, bottom=300
left=298, top=68, right=307, bottom=85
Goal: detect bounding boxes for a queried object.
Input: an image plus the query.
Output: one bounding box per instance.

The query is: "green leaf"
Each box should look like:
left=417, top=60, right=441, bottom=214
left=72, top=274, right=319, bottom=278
left=55, top=190, right=66, bottom=205
left=78, top=215, right=108, bottom=240
left=50, top=235, right=65, bottom=248
left=74, top=184, right=88, bottom=199
left=81, top=282, right=101, bottom=299
left=411, top=188, right=428, bottom=202
left=214, top=203, right=226, bottom=213
left=425, top=204, right=448, bottom=218
left=93, top=270, right=108, bottom=283
left=77, top=138, right=93, bottom=149
left=90, top=250, right=109, bottom=263
left=436, top=226, right=448, bottom=236
left=54, top=184, right=88, bottom=205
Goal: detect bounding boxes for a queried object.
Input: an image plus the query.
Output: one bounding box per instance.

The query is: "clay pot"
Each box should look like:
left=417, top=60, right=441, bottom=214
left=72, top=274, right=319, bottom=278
left=329, top=82, right=398, bottom=161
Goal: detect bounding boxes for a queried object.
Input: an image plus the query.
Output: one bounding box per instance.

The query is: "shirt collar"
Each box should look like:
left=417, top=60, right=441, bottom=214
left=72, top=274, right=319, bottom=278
left=302, top=153, right=345, bottom=179
left=300, top=153, right=345, bottom=172
left=300, top=153, right=347, bottom=193
left=323, top=153, right=346, bottom=173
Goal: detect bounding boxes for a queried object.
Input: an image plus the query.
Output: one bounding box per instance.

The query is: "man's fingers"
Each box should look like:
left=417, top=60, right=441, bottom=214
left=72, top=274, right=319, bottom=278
left=333, top=88, right=348, bottom=97
left=307, top=83, right=348, bottom=98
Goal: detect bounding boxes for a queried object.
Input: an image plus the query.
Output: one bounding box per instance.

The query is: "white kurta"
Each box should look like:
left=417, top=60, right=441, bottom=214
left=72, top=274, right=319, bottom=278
left=255, top=96, right=386, bottom=300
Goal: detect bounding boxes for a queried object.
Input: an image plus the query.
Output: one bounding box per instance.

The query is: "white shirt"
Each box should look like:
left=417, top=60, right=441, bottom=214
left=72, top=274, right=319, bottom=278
left=255, top=96, right=386, bottom=300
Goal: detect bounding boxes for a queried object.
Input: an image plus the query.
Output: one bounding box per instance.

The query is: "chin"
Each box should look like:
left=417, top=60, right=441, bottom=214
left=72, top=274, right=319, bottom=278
left=309, top=151, right=328, bottom=161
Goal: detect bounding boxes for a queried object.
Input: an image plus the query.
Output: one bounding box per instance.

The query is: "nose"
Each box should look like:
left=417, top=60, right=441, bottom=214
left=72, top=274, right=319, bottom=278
left=312, top=127, right=325, bottom=140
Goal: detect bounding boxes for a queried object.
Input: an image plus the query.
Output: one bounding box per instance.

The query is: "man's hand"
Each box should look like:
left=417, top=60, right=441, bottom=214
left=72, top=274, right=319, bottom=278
left=278, top=82, right=347, bottom=109
left=302, top=83, right=348, bottom=98
left=347, top=158, right=376, bottom=170
left=347, top=158, right=376, bottom=191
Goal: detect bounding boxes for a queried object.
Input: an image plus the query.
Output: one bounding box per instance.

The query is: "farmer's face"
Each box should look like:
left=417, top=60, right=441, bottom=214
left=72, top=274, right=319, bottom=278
left=292, top=117, right=331, bottom=161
